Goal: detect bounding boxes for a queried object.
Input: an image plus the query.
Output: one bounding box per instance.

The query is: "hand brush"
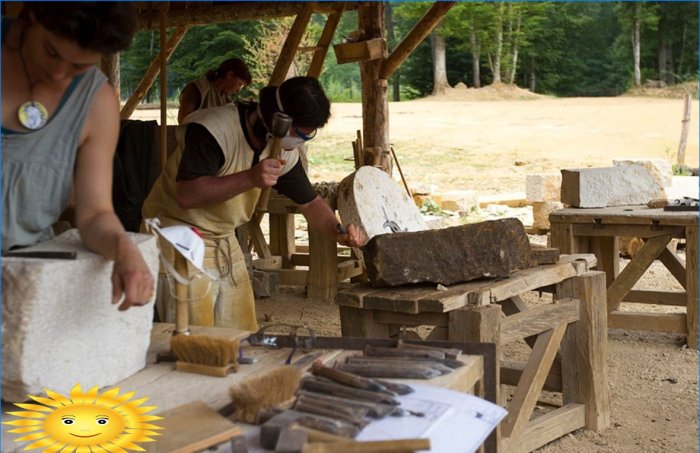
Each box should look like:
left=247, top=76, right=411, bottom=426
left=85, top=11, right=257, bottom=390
left=170, top=335, right=240, bottom=377
left=229, top=366, right=303, bottom=424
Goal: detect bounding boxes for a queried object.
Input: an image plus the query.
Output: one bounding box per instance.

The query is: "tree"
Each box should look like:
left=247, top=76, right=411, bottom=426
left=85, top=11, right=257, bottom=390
left=430, top=32, right=450, bottom=95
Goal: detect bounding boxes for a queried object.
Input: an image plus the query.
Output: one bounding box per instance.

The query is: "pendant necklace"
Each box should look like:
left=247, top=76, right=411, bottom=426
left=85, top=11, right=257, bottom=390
left=17, top=31, right=48, bottom=130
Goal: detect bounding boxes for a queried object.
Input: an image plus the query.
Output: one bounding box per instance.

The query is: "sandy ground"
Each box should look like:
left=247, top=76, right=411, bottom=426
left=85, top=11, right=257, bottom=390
left=133, top=91, right=699, bottom=452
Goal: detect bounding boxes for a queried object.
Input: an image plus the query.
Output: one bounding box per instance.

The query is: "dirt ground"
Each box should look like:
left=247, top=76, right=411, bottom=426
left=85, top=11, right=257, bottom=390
left=133, top=87, right=699, bottom=452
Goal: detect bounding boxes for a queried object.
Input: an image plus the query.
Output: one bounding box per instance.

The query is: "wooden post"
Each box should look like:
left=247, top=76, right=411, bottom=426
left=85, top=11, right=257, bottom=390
left=120, top=26, right=188, bottom=120
left=379, top=2, right=455, bottom=80
left=100, top=53, right=120, bottom=99
left=307, top=225, right=338, bottom=302
left=269, top=213, right=295, bottom=267
left=338, top=306, right=389, bottom=338
left=159, top=5, right=168, bottom=172
left=269, top=2, right=314, bottom=85
left=359, top=2, right=389, bottom=173
left=685, top=226, right=698, bottom=349
left=556, top=271, right=610, bottom=431
left=677, top=92, right=691, bottom=166
left=307, top=6, right=345, bottom=78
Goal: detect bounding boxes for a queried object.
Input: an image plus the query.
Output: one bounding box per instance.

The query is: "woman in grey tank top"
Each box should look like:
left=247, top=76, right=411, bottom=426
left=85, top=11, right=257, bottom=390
left=1, top=3, right=154, bottom=311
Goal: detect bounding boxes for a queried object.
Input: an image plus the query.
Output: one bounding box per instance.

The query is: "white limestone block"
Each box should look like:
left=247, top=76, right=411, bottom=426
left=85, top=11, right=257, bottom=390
left=338, top=166, right=427, bottom=240
left=526, top=174, right=562, bottom=202
left=2, top=230, right=159, bottom=402
left=613, top=158, right=673, bottom=188
left=666, top=175, right=699, bottom=200
left=560, top=166, right=666, bottom=208
left=439, top=190, right=479, bottom=212
left=532, top=201, right=564, bottom=230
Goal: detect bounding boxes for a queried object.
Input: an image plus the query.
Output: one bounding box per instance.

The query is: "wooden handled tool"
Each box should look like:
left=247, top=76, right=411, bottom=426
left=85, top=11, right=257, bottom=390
left=303, top=438, right=431, bottom=453
left=300, top=377, right=400, bottom=406
left=311, top=360, right=388, bottom=392
left=174, top=251, right=190, bottom=336
left=258, top=112, right=293, bottom=212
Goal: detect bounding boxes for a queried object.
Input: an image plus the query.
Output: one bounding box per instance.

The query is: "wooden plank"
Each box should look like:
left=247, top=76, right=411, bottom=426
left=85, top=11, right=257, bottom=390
left=501, top=322, right=567, bottom=440
left=606, top=235, right=670, bottom=310
left=573, top=223, right=685, bottom=239
left=609, top=311, right=687, bottom=332
left=337, top=259, right=364, bottom=282
left=373, top=310, right=448, bottom=328
left=146, top=402, right=241, bottom=453
left=379, top=2, right=455, bottom=79
left=686, top=226, right=698, bottom=349
left=307, top=225, right=339, bottom=301
left=623, top=289, right=687, bottom=306
left=658, top=244, right=687, bottom=289
left=510, top=404, right=586, bottom=453
left=500, top=299, right=579, bottom=346
left=338, top=306, right=389, bottom=338
left=335, top=284, right=380, bottom=308
left=307, top=8, right=344, bottom=78
left=120, top=26, right=188, bottom=120
left=275, top=269, right=308, bottom=287
left=253, top=256, right=283, bottom=270
left=550, top=205, right=699, bottom=226
left=556, top=271, right=610, bottom=431
left=364, top=285, right=443, bottom=313
left=269, top=2, right=314, bottom=85
left=499, top=296, right=538, bottom=349
left=500, top=359, right=562, bottom=392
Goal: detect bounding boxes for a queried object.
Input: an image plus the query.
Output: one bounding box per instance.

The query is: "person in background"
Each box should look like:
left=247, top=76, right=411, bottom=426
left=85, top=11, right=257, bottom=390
left=143, top=76, right=366, bottom=330
left=177, top=58, right=252, bottom=124
left=2, top=2, right=154, bottom=311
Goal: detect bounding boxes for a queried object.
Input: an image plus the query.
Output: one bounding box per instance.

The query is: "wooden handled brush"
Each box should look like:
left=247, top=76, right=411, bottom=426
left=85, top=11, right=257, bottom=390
left=229, top=366, right=303, bottom=424
left=170, top=335, right=240, bottom=377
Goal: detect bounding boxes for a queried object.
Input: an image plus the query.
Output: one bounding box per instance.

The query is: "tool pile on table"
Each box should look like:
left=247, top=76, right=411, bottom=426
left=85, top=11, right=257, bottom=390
left=248, top=341, right=466, bottom=452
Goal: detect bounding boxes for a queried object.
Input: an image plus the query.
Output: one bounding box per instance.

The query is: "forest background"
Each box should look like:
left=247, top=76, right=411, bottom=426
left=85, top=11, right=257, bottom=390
left=119, top=2, right=699, bottom=104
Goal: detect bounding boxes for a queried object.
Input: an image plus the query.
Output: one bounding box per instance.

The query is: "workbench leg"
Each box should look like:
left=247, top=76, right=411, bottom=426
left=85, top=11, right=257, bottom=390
left=591, top=236, right=619, bottom=287
left=269, top=213, right=295, bottom=268
left=550, top=223, right=574, bottom=254
left=556, top=271, right=610, bottom=431
left=447, top=305, right=502, bottom=453
left=685, top=226, right=698, bottom=349
left=308, top=225, right=338, bottom=302
left=338, top=306, right=389, bottom=338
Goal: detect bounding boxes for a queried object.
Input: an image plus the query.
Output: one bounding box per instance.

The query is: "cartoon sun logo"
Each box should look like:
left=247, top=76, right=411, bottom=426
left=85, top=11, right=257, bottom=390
left=3, top=384, right=163, bottom=452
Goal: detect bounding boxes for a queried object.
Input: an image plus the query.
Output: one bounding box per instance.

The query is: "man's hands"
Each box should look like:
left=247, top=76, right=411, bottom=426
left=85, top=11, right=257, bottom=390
left=111, top=236, right=155, bottom=311
left=336, top=223, right=367, bottom=248
left=251, top=158, right=286, bottom=188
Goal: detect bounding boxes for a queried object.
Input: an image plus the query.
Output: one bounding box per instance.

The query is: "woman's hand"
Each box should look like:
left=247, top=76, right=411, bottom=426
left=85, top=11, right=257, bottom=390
left=111, top=237, right=155, bottom=311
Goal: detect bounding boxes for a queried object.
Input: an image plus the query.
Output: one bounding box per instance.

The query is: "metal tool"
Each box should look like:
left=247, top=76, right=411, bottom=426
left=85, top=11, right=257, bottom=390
left=2, top=250, right=77, bottom=259
left=381, top=207, right=404, bottom=233
left=257, top=112, right=293, bottom=212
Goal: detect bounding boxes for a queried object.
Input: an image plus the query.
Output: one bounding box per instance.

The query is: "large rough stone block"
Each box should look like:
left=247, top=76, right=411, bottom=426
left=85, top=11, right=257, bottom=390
left=560, top=166, right=666, bottom=208
left=532, top=201, right=564, bottom=230
left=613, top=158, right=673, bottom=188
left=2, top=230, right=159, bottom=402
left=338, top=166, right=427, bottom=241
left=362, top=218, right=531, bottom=287
left=526, top=174, right=562, bottom=202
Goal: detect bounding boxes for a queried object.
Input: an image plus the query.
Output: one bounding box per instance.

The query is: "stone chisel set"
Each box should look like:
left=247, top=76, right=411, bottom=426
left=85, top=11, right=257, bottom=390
left=259, top=341, right=465, bottom=450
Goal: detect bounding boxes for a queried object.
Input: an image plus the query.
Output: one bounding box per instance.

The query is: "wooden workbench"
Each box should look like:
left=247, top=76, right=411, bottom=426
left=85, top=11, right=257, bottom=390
left=2, top=324, right=492, bottom=453
left=336, top=254, right=610, bottom=453
left=550, top=205, right=698, bottom=348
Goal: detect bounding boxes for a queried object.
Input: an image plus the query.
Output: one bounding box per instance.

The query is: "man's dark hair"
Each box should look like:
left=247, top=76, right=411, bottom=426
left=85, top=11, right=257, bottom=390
left=259, top=77, right=331, bottom=130
left=206, top=58, right=252, bottom=85
left=22, top=2, right=137, bottom=54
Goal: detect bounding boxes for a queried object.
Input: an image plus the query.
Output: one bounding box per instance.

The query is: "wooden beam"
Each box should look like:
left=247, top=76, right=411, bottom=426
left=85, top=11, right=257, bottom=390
left=609, top=311, right=687, bottom=332
left=685, top=226, right=698, bottom=349
left=514, top=404, right=586, bottom=453
left=306, top=6, right=344, bottom=78
left=623, top=289, right=687, bottom=306
left=658, top=244, right=687, bottom=289
left=135, top=2, right=354, bottom=31
left=269, top=2, right=314, bottom=85
left=120, top=26, right=188, bottom=120
left=159, top=4, right=169, bottom=172
left=500, top=299, right=579, bottom=346
left=100, top=54, right=120, bottom=99
left=379, top=2, right=455, bottom=80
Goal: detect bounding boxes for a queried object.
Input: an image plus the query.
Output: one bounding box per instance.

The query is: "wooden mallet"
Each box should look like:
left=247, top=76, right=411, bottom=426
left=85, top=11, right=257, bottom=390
left=258, top=111, right=293, bottom=212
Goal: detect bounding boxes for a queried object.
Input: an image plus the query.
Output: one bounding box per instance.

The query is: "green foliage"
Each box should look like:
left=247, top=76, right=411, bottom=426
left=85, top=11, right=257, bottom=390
left=673, top=164, right=694, bottom=176
left=419, top=198, right=443, bottom=216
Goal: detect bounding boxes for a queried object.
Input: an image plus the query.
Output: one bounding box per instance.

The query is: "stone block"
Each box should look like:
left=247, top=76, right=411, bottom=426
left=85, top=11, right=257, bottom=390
left=338, top=166, right=427, bottom=241
left=2, top=230, right=159, bottom=402
left=526, top=174, right=562, bottom=202
left=440, top=190, right=479, bottom=211
left=252, top=270, right=279, bottom=298
left=532, top=201, right=564, bottom=230
left=560, top=166, right=666, bottom=208
left=613, top=158, right=673, bottom=188
left=362, top=218, right=531, bottom=287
